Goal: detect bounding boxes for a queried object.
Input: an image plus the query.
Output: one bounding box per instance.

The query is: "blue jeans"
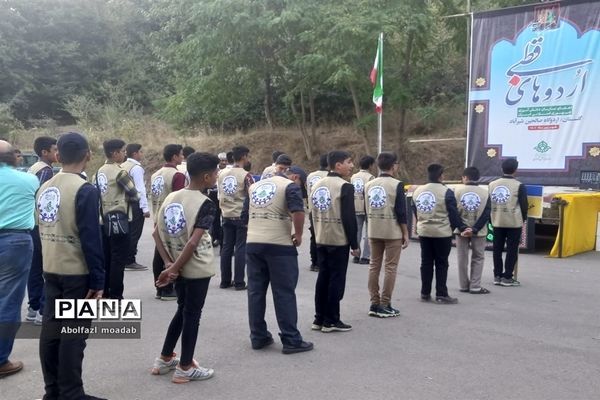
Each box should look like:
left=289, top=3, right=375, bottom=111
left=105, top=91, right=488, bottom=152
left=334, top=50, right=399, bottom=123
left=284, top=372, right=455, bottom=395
left=0, top=232, right=33, bottom=365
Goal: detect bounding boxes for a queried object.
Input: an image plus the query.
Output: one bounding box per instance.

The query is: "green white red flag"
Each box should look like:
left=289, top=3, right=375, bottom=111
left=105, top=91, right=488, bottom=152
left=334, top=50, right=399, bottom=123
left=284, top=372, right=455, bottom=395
left=370, top=33, right=383, bottom=113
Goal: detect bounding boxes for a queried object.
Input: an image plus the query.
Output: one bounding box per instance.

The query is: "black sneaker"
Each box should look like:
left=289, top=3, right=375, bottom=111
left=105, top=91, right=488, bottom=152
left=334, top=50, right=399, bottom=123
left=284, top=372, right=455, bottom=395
left=311, top=320, right=323, bottom=330
left=321, top=321, right=352, bottom=333
left=251, top=337, right=274, bottom=350
left=125, top=263, right=148, bottom=271
left=155, top=289, right=162, bottom=300
left=494, top=276, right=502, bottom=286
left=309, top=265, right=319, bottom=272
left=160, top=288, right=177, bottom=301
left=387, top=304, right=401, bottom=315
left=82, top=396, right=108, bottom=400
left=219, top=281, right=233, bottom=289
left=234, top=283, right=247, bottom=291
left=359, top=258, right=370, bottom=265
left=421, top=294, right=432, bottom=302
left=352, top=257, right=360, bottom=264
left=282, top=341, right=314, bottom=354
left=435, top=295, right=458, bottom=304
left=368, top=304, right=380, bottom=317
left=500, top=278, right=520, bottom=287
left=375, top=305, right=398, bottom=318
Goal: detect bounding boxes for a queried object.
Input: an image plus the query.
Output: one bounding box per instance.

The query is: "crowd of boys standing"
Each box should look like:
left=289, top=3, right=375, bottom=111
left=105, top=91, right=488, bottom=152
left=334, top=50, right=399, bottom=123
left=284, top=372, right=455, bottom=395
left=0, top=133, right=527, bottom=398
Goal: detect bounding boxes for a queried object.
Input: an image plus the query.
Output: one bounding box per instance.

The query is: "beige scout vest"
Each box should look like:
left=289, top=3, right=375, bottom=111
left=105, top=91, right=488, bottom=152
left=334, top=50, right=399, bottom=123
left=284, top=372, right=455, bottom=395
left=489, top=177, right=523, bottom=228
left=365, top=176, right=404, bottom=240
left=413, top=183, right=452, bottom=238
left=306, top=170, right=328, bottom=202
left=28, top=161, right=51, bottom=178
left=218, top=167, right=249, bottom=218
left=311, top=176, right=348, bottom=246
left=37, top=173, right=89, bottom=275
left=247, top=176, right=294, bottom=246
left=157, top=189, right=215, bottom=279
left=150, top=166, right=179, bottom=221
left=454, top=184, right=489, bottom=237
left=351, top=170, right=374, bottom=216
left=96, top=163, right=128, bottom=215
left=261, top=165, right=277, bottom=179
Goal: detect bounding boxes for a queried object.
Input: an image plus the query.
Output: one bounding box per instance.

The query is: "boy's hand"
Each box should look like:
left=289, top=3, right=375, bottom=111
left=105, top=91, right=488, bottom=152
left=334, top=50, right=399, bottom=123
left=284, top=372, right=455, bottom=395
left=350, top=248, right=361, bottom=258
left=156, top=267, right=179, bottom=287
left=401, top=237, right=409, bottom=249
left=85, top=289, right=104, bottom=299
left=292, top=234, right=302, bottom=247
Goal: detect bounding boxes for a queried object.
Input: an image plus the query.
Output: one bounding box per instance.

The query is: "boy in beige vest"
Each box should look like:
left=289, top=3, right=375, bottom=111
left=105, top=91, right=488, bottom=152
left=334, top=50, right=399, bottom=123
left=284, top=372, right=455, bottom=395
left=246, top=160, right=313, bottom=354
left=260, top=150, right=284, bottom=180
left=454, top=167, right=491, bottom=294
left=351, top=155, right=375, bottom=264
left=37, top=132, right=107, bottom=400
left=151, top=152, right=219, bottom=384
left=365, top=152, right=409, bottom=317
left=413, top=164, right=468, bottom=304
left=305, top=154, right=329, bottom=272
left=311, top=150, right=360, bottom=332
left=489, top=158, right=528, bottom=287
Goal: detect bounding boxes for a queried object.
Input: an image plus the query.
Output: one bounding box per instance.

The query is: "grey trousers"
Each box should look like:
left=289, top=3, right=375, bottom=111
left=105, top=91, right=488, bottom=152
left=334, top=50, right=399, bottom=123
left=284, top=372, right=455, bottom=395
left=456, top=235, right=486, bottom=290
left=356, top=214, right=370, bottom=259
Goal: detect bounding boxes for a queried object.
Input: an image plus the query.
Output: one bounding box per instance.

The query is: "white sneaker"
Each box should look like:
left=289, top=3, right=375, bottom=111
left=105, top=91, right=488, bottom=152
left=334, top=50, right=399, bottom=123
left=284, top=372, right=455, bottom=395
left=33, top=311, right=43, bottom=326
left=25, top=307, right=37, bottom=322
left=151, top=355, right=180, bottom=375
left=172, top=365, right=214, bottom=384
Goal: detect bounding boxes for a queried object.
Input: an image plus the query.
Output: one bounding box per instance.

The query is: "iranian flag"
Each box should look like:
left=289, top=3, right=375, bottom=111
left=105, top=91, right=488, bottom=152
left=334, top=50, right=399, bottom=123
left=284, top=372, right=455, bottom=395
left=370, top=33, right=383, bottom=113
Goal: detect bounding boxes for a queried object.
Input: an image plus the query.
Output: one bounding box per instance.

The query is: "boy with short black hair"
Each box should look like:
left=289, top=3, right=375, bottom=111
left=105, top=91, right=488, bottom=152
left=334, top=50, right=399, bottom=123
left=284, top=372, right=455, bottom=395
left=489, top=158, right=528, bottom=287
left=261, top=150, right=285, bottom=179
left=38, top=132, right=106, bottom=400
left=455, top=166, right=491, bottom=294
left=351, top=155, right=375, bottom=265
left=151, top=152, right=219, bottom=383
left=365, top=152, right=409, bottom=317
left=310, top=150, right=360, bottom=332
left=26, top=136, right=58, bottom=325
left=95, top=139, right=139, bottom=300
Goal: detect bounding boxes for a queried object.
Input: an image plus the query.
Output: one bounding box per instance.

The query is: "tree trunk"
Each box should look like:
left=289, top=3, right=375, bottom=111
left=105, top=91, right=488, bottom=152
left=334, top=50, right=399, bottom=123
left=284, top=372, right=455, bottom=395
left=264, top=74, right=274, bottom=130
left=290, top=92, right=313, bottom=159
left=348, top=81, right=371, bottom=154
left=308, top=88, right=317, bottom=148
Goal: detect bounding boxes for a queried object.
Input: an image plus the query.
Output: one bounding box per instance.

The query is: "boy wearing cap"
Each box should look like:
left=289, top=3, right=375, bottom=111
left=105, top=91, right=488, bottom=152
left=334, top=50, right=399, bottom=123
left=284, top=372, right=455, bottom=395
left=365, top=152, right=409, bottom=317
left=37, top=132, right=106, bottom=400
left=151, top=152, right=219, bottom=383
left=245, top=156, right=313, bottom=354
left=351, top=155, right=375, bottom=265
left=310, top=150, right=360, bottom=332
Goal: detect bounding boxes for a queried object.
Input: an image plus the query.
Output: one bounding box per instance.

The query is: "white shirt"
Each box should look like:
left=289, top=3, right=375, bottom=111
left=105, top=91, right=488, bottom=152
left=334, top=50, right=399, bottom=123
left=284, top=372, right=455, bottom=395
left=126, top=158, right=149, bottom=213
left=177, top=161, right=190, bottom=185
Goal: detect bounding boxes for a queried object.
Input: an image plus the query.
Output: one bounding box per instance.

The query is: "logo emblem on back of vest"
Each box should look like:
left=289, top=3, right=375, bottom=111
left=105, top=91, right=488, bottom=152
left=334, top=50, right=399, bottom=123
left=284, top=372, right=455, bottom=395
left=251, top=182, right=276, bottom=207
left=352, top=178, right=365, bottom=195
left=151, top=176, right=165, bottom=197
left=96, top=173, right=108, bottom=195
left=311, top=187, right=332, bottom=212
left=37, top=187, right=60, bottom=223
left=308, top=175, right=322, bottom=192
left=222, top=176, right=238, bottom=196
left=367, top=186, right=387, bottom=209
left=490, top=185, right=511, bottom=204
left=460, top=192, right=481, bottom=212
left=415, top=191, right=436, bottom=213
left=163, top=203, right=186, bottom=236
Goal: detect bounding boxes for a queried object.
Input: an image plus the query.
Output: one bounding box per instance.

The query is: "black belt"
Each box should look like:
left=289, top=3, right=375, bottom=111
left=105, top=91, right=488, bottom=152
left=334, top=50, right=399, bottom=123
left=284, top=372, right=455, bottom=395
left=0, top=229, right=31, bottom=234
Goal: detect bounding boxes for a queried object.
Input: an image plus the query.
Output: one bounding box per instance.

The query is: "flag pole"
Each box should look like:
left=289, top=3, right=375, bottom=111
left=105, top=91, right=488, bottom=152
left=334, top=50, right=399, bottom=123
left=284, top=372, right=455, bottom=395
left=378, top=32, right=383, bottom=154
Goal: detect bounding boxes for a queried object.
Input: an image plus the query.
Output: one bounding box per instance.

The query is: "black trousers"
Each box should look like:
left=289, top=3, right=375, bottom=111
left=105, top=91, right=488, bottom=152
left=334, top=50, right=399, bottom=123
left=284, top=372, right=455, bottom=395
left=493, top=227, right=522, bottom=279
left=27, top=225, right=45, bottom=312
left=308, top=213, right=317, bottom=267
left=102, top=231, right=130, bottom=299
left=314, top=245, right=349, bottom=325
left=152, top=247, right=173, bottom=294
left=247, top=252, right=302, bottom=346
left=419, top=236, right=452, bottom=297
left=161, top=277, right=210, bottom=366
left=40, top=273, right=91, bottom=400
left=126, top=203, right=145, bottom=265
left=220, top=218, right=247, bottom=287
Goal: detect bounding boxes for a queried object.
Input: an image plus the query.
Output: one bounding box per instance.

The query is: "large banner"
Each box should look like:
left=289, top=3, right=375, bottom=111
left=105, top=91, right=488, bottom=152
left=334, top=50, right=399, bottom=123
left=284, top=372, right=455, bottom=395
left=467, top=0, right=600, bottom=185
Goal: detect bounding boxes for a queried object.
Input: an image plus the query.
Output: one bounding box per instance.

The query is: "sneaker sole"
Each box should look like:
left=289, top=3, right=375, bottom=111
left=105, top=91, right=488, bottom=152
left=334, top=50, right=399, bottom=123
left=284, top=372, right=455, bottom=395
left=311, top=324, right=322, bottom=330
left=321, top=327, right=352, bottom=333
left=25, top=316, right=37, bottom=322
left=172, top=371, right=214, bottom=383
left=499, top=283, right=515, bottom=287
left=375, top=312, right=398, bottom=318
left=160, top=297, right=178, bottom=301
left=368, top=311, right=378, bottom=317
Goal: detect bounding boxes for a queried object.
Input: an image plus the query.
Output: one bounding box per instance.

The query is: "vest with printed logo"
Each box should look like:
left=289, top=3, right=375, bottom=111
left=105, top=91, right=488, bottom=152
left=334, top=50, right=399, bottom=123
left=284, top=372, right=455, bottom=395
left=261, top=165, right=277, bottom=180
left=351, top=170, right=374, bottom=216
left=96, top=163, right=128, bottom=215
left=306, top=170, right=328, bottom=204
left=37, top=173, right=89, bottom=275
left=365, top=176, right=404, bottom=240
left=28, top=161, right=52, bottom=179
left=247, top=176, right=294, bottom=246
left=120, top=159, right=137, bottom=174
left=218, top=167, right=249, bottom=218
left=311, top=176, right=347, bottom=246
left=489, top=177, right=522, bottom=228
left=454, top=184, right=489, bottom=237
left=157, top=189, right=215, bottom=279
left=413, top=183, right=452, bottom=238
left=150, top=166, right=179, bottom=221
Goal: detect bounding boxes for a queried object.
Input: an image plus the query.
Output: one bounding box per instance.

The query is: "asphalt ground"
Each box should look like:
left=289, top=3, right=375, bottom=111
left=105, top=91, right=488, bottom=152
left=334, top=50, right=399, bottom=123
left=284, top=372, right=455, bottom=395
left=8, top=218, right=600, bottom=400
